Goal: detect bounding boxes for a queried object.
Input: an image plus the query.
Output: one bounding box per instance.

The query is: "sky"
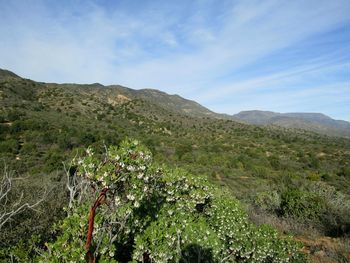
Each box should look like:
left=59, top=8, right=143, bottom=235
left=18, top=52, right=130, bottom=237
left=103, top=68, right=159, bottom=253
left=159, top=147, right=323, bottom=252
left=1, top=0, right=350, bottom=120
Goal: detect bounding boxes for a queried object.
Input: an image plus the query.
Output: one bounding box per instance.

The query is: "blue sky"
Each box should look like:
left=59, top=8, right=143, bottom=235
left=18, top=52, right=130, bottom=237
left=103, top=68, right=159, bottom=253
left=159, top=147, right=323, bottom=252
left=1, top=0, right=350, bottom=120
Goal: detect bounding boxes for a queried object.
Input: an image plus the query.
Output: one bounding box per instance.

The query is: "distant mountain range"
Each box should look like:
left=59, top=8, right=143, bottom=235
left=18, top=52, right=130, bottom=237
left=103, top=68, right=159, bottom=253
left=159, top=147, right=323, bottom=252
left=233, top=110, right=350, bottom=137
left=1, top=68, right=349, bottom=137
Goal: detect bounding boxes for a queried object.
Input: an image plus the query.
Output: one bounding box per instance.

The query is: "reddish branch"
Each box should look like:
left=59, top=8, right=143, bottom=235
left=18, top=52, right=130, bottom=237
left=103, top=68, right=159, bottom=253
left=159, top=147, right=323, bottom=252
left=85, top=187, right=109, bottom=262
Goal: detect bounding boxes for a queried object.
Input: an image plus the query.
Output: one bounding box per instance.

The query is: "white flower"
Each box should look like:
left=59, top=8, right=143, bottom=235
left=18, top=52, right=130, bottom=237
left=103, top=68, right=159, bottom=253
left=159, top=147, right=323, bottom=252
left=109, top=251, right=115, bottom=257
left=140, top=165, right=146, bottom=171
left=86, top=147, right=93, bottom=156
left=114, top=196, right=121, bottom=205
left=137, top=173, right=143, bottom=179
left=127, top=165, right=135, bottom=171
left=127, top=194, right=135, bottom=201
left=134, top=201, right=140, bottom=208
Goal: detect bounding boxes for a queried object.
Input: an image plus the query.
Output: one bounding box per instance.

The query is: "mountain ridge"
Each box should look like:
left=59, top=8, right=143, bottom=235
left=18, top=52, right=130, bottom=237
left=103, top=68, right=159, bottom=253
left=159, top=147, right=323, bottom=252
left=233, top=110, right=350, bottom=137
left=1, top=68, right=349, bottom=137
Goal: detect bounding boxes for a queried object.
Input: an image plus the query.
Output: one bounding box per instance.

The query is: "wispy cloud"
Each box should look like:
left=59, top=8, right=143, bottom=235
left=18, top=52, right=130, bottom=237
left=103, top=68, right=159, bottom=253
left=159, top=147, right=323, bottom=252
left=0, top=0, right=350, bottom=120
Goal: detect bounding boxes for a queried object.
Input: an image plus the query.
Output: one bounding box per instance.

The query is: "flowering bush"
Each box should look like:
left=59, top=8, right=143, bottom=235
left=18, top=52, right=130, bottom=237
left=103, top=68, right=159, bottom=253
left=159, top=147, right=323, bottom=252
left=41, top=139, right=307, bottom=262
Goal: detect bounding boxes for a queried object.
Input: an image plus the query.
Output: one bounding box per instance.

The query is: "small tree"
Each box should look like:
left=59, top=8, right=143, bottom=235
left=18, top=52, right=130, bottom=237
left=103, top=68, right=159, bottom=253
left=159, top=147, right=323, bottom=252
left=42, top=139, right=307, bottom=262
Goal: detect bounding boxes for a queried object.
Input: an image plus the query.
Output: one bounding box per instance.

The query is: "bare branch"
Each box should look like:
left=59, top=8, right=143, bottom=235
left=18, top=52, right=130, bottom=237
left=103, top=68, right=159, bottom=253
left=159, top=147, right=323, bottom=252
left=0, top=165, right=46, bottom=229
left=0, top=167, right=12, bottom=204
left=64, top=159, right=88, bottom=210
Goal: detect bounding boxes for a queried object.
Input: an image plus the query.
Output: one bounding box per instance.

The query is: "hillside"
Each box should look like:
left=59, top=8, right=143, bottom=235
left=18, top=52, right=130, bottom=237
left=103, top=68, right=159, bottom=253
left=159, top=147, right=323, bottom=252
left=234, top=110, right=350, bottom=137
left=2, top=68, right=350, bottom=138
left=1, top=69, right=350, bottom=262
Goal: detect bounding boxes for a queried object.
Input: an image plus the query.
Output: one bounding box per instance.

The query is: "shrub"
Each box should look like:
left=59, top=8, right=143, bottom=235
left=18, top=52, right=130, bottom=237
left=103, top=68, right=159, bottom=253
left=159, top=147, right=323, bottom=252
left=7, top=110, right=25, bottom=121
left=0, top=139, right=19, bottom=154
left=251, top=165, right=270, bottom=178
left=279, top=189, right=325, bottom=220
left=255, top=190, right=281, bottom=212
left=39, top=140, right=307, bottom=262
left=337, top=166, right=350, bottom=178
left=307, top=182, right=350, bottom=236
left=20, top=142, right=37, bottom=154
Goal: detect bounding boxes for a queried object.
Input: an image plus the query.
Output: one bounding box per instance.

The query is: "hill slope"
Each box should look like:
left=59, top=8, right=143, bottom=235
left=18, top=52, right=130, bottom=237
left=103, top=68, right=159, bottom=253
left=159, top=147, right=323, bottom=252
left=2, top=68, right=349, bottom=137
left=1, top=69, right=350, bottom=262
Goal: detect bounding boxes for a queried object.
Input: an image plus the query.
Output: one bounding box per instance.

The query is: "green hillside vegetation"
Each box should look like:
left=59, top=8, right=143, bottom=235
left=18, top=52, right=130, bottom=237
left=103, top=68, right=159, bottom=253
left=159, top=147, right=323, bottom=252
left=1, top=69, right=350, bottom=262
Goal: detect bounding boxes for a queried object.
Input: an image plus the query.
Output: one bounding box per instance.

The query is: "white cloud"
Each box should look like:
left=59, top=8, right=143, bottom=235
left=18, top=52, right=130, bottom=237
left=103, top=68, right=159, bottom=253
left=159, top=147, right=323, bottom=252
left=0, top=0, right=349, bottom=119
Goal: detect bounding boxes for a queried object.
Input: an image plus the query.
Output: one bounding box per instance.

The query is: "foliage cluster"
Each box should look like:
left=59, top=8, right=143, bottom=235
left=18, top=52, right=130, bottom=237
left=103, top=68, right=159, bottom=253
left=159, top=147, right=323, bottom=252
left=39, top=140, right=306, bottom=262
left=254, top=180, right=350, bottom=237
